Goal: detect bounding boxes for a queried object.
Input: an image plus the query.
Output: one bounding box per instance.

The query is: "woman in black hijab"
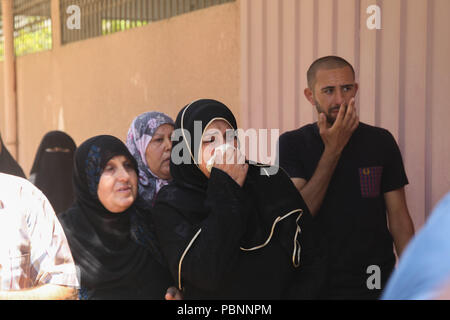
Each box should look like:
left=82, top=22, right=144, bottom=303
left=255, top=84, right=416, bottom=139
left=152, top=99, right=326, bottom=299
left=58, top=135, right=174, bottom=300
left=29, top=131, right=76, bottom=214
left=0, top=133, right=25, bottom=178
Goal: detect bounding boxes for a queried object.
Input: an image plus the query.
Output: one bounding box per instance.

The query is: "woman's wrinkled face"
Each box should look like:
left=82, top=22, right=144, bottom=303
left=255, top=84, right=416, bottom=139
left=97, top=155, right=138, bottom=213
left=145, top=124, right=174, bottom=180
left=198, top=119, right=237, bottom=178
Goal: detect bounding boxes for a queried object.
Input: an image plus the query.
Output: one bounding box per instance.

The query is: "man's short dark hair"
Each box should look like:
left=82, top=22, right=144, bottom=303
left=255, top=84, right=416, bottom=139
left=307, top=56, right=355, bottom=90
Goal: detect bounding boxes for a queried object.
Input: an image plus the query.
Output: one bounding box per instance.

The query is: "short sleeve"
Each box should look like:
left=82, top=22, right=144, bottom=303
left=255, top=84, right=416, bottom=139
left=278, top=132, right=307, bottom=179
left=381, top=131, right=409, bottom=193
left=26, top=188, right=79, bottom=288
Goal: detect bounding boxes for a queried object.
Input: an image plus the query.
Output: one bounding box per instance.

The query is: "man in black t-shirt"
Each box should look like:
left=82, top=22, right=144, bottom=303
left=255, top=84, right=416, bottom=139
left=278, top=56, right=415, bottom=299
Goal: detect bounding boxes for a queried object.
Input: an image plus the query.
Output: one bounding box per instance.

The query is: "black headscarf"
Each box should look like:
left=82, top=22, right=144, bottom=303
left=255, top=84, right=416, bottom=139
left=59, top=135, right=171, bottom=299
left=30, top=131, right=76, bottom=214
left=170, top=99, right=237, bottom=190
left=0, top=134, right=26, bottom=178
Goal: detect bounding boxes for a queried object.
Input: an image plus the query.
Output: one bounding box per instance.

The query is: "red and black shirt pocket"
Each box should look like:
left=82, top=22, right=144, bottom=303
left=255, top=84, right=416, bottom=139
left=358, top=166, right=383, bottom=198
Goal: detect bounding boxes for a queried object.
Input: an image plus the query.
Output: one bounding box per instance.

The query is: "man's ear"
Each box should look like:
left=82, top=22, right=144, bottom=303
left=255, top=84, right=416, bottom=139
left=354, top=83, right=359, bottom=95
left=304, top=88, right=315, bottom=106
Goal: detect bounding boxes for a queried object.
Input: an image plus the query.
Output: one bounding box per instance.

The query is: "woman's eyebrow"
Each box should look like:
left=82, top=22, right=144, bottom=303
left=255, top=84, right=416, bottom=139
left=152, top=133, right=166, bottom=139
left=203, top=130, right=218, bottom=137
left=202, top=134, right=215, bottom=140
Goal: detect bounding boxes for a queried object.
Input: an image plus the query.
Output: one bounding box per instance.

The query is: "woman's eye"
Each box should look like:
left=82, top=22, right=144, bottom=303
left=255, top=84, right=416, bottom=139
left=124, top=162, right=134, bottom=170
left=203, top=137, right=215, bottom=144
left=151, top=136, right=165, bottom=144
left=104, top=166, right=114, bottom=172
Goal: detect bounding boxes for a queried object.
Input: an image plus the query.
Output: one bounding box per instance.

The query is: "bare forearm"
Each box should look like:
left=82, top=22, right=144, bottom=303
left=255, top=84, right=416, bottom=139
left=390, top=213, right=415, bottom=257
left=299, top=148, right=341, bottom=216
left=385, top=189, right=415, bottom=258
left=0, top=284, right=78, bottom=300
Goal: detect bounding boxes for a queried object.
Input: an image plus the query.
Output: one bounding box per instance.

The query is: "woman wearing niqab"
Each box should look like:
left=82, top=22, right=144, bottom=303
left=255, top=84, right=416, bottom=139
left=29, top=131, right=76, bottom=214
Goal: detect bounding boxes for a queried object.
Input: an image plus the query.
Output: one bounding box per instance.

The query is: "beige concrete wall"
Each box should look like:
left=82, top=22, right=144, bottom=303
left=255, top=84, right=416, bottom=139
left=240, top=0, right=450, bottom=229
left=9, top=1, right=240, bottom=175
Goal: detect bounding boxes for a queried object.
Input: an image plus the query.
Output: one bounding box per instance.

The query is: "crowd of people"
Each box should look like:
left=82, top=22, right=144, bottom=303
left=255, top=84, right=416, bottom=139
left=0, top=56, right=448, bottom=300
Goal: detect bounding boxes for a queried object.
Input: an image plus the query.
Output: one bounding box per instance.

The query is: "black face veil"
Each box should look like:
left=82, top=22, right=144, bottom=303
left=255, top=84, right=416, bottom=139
left=30, top=131, right=77, bottom=214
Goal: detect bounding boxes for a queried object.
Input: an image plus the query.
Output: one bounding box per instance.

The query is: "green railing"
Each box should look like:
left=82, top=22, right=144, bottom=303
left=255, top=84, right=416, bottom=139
left=0, top=0, right=235, bottom=59
left=0, top=0, right=52, bottom=60
left=60, top=0, right=235, bottom=44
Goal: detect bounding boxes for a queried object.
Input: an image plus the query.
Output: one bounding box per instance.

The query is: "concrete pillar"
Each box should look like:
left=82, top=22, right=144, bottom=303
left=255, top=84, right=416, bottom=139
left=1, top=0, right=18, bottom=159
left=51, top=0, right=62, bottom=48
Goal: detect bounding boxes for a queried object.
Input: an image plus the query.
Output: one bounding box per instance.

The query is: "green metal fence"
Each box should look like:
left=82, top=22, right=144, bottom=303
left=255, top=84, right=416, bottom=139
left=13, top=0, right=52, bottom=57
left=0, top=0, right=235, bottom=58
left=60, top=0, right=235, bottom=45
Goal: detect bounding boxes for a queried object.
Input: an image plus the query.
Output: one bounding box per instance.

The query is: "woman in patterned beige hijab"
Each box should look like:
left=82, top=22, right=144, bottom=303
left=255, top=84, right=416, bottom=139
left=126, top=112, right=174, bottom=209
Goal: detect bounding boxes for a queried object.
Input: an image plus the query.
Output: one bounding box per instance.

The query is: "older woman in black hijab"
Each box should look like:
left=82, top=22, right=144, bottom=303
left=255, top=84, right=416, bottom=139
left=0, top=133, right=25, bottom=178
left=152, top=99, right=326, bottom=299
left=29, top=131, right=77, bottom=214
left=58, top=135, right=174, bottom=299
